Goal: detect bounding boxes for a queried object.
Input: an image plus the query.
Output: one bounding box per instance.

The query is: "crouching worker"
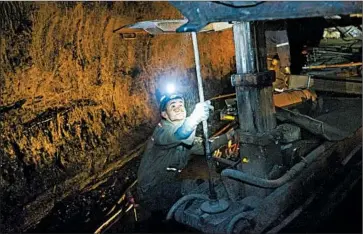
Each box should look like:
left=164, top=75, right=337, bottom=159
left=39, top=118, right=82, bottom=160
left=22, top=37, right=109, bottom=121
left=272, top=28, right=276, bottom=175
left=136, top=93, right=234, bottom=219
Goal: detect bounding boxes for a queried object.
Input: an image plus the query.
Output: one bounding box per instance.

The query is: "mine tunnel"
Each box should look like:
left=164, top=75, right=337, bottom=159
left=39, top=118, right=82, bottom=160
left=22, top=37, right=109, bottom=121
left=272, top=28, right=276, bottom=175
left=0, top=1, right=362, bottom=233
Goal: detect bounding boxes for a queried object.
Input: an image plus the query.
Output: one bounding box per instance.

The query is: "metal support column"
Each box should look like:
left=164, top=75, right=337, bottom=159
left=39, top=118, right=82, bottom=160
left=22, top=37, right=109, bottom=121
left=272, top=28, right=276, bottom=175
left=233, top=21, right=276, bottom=133
left=232, top=22, right=281, bottom=198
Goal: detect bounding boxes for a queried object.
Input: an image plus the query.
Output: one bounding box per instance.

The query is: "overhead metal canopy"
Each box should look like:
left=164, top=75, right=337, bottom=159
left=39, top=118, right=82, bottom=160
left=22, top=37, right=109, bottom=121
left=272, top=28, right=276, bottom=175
left=169, top=1, right=362, bottom=32
left=114, top=20, right=233, bottom=35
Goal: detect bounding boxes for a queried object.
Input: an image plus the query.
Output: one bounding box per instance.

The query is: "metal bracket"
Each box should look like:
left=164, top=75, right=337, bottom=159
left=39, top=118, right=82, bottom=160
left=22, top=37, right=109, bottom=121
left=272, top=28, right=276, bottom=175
left=238, top=131, right=275, bottom=146
left=231, top=71, right=275, bottom=87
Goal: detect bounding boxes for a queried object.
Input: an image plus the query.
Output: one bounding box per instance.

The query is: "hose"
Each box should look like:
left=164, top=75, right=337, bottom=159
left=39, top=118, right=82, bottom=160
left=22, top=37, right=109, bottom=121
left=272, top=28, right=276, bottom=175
left=221, top=141, right=334, bottom=188
left=227, top=212, right=252, bottom=234
left=225, top=142, right=335, bottom=233
left=166, top=194, right=209, bottom=220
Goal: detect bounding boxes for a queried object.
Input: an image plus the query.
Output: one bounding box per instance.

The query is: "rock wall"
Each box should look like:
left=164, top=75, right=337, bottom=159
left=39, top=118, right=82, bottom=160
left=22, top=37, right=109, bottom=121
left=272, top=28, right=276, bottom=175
left=0, top=2, right=235, bottom=231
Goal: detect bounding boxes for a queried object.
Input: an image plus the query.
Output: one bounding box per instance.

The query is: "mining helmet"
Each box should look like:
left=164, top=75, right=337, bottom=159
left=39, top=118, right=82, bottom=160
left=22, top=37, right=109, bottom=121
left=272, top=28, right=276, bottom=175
left=159, top=94, right=184, bottom=112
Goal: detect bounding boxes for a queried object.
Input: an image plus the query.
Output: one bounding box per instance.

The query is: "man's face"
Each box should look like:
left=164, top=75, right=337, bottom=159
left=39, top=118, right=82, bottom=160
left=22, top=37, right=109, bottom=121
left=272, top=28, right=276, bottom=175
left=161, top=98, right=186, bottom=122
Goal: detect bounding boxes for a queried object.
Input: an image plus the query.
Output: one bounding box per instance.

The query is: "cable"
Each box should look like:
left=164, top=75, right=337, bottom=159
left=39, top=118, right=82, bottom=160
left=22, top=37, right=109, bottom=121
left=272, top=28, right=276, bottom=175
left=221, top=142, right=335, bottom=188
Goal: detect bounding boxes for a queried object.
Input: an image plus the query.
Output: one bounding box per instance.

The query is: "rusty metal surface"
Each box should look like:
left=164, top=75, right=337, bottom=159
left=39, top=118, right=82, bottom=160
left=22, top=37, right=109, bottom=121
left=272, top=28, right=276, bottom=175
left=273, top=89, right=317, bottom=108
left=170, top=1, right=362, bottom=32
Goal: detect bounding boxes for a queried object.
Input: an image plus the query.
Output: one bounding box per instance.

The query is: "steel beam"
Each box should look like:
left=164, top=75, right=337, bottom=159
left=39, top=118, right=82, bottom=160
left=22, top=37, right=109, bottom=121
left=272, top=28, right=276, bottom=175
left=170, top=1, right=362, bottom=32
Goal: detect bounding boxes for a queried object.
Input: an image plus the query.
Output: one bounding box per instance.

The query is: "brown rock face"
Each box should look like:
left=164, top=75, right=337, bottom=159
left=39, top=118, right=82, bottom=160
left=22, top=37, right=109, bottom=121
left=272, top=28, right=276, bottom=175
left=0, top=2, right=235, bottom=231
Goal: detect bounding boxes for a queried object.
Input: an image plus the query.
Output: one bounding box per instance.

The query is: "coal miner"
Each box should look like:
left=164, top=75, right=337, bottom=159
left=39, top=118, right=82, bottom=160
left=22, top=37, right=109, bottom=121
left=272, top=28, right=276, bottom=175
left=137, top=93, right=234, bottom=215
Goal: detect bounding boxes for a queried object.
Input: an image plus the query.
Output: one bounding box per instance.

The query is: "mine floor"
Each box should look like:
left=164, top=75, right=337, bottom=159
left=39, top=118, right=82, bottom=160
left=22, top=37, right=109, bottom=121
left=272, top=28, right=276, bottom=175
left=28, top=148, right=362, bottom=233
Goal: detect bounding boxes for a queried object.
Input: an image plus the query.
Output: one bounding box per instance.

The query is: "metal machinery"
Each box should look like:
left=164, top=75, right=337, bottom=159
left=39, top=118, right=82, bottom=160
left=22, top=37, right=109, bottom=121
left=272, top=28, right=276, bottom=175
left=164, top=2, right=362, bottom=233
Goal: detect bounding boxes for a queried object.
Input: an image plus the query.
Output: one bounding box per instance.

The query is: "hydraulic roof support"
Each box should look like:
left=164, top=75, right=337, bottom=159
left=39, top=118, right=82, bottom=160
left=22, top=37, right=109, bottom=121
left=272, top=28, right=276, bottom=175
left=232, top=22, right=282, bottom=198
left=233, top=22, right=277, bottom=133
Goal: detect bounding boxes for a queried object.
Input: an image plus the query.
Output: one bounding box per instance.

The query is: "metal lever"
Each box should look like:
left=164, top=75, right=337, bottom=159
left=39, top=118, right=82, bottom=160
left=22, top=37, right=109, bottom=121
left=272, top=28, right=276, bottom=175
left=191, top=32, right=218, bottom=201
left=191, top=33, right=229, bottom=214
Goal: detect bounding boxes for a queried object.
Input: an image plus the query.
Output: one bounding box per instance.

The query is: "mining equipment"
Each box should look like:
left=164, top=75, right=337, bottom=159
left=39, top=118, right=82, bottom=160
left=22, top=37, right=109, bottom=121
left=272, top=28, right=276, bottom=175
left=105, top=2, right=362, bottom=233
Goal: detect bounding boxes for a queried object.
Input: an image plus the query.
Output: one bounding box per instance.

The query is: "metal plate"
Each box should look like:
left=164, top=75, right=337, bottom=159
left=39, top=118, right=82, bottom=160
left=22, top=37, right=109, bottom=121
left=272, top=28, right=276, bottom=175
left=170, top=1, right=362, bottom=32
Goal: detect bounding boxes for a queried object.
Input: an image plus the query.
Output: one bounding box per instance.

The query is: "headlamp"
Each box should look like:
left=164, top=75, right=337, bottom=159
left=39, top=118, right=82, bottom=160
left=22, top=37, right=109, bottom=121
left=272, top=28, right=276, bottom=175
left=166, top=83, right=175, bottom=94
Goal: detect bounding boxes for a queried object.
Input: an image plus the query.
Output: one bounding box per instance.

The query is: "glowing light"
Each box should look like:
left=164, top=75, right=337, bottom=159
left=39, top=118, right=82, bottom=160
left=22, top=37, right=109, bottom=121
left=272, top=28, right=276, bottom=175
left=166, top=83, right=175, bottom=94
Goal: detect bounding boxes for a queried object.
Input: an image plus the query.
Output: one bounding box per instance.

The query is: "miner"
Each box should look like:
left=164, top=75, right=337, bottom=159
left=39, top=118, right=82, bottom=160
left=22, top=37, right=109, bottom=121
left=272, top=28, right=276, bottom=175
left=136, top=93, right=234, bottom=216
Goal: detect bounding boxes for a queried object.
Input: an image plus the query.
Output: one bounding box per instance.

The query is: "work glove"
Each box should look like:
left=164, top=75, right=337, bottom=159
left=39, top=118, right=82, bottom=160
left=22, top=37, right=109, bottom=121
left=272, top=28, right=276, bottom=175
left=189, top=100, right=213, bottom=124
left=175, top=101, right=214, bottom=140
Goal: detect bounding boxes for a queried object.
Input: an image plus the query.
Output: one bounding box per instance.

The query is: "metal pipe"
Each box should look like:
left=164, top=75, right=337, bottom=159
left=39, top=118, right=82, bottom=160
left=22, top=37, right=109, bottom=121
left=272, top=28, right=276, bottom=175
left=233, top=22, right=255, bottom=75
left=191, top=32, right=217, bottom=200
left=221, top=141, right=335, bottom=188
left=208, top=93, right=236, bottom=101
left=211, top=121, right=238, bottom=138
left=303, top=62, right=362, bottom=69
